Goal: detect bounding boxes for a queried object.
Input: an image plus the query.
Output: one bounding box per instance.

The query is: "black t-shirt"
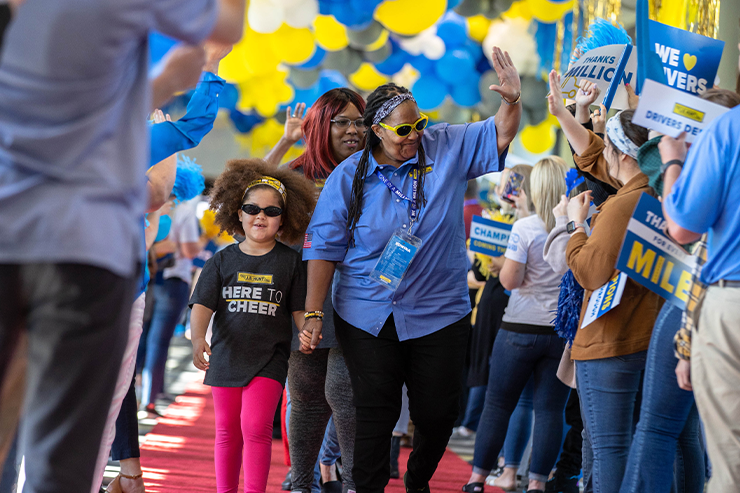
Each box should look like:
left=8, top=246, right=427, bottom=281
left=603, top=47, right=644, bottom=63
left=189, top=242, right=307, bottom=387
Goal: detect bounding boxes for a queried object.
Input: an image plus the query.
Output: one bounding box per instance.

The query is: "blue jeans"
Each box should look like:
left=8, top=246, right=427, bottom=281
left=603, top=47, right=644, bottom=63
left=140, top=278, right=190, bottom=406
left=503, top=376, right=534, bottom=467
left=576, top=351, right=646, bottom=493
left=619, top=303, right=705, bottom=493
left=461, top=385, right=486, bottom=432
left=473, top=330, right=570, bottom=482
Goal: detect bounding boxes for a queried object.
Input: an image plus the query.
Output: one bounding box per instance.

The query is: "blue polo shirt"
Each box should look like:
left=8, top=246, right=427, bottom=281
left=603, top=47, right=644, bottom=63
left=664, top=105, right=740, bottom=284
left=303, top=118, right=506, bottom=340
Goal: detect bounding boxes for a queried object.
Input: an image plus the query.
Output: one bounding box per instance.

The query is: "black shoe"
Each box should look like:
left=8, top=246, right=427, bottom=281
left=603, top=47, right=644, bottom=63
left=461, top=482, right=484, bottom=493
left=321, top=480, right=343, bottom=493
left=390, top=436, right=402, bottom=479
left=526, top=490, right=545, bottom=493
left=281, top=471, right=292, bottom=491
left=544, top=474, right=579, bottom=493
left=403, top=471, right=430, bottom=493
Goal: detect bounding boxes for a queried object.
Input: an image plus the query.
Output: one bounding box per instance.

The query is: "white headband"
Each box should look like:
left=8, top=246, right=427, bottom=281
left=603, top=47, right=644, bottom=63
left=605, top=111, right=640, bottom=160
left=373, top=93, right=416, bottom=125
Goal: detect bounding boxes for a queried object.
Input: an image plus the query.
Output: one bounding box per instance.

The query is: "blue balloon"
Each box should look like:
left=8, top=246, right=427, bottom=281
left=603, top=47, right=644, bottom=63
left=292, top=83, right=323, bottom=107
left=476, top=54, right=492, bottom=74
left=410, top=55, right=436, bottom=76
left=149, top=32, right=179, bottom=69
left=412, top=75, right=448, bottom=109
left=229, top=110, right=264, bottom=133
left=463, top=38, right=484, bottom=63
left=333, top=5, right=374, bottom=30
left=435, top=48, right=476, bottom=84
left=451, top=80, right=481, bottom=107
left=447, top=0, right=464, bottom=9
left=350, top=0, right=382, bottom=14
left=296, top=45, right=326, bottom=69
left=375, top=49, right=408, bottom=75
left=218, top=83, right=239, bottom=111
left=436, top=12, right=468, bottom=48
left=318, top=70, right=348, bottom=93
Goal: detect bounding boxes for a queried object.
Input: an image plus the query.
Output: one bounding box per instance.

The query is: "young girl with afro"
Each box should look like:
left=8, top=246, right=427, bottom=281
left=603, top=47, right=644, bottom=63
left=189, top=158, right=316, bottom=493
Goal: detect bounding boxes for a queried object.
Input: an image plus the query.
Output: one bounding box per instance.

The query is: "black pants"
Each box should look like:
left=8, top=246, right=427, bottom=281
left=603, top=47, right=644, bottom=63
left=335, top=312, right=470, bottom=493
left=111, top=375, right=140, bottom=460
left=555, top=388, right=583, bottom=478
left=0, top=263, right=134, bottom=493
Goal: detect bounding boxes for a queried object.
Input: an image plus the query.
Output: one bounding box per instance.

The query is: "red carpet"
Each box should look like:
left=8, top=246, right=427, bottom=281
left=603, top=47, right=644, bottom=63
left=140, top=376, right=503, bottom=493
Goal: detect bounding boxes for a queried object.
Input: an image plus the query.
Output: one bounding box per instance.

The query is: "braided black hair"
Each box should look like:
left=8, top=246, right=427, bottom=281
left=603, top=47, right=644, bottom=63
left=346, top=83, right=428, bottom=246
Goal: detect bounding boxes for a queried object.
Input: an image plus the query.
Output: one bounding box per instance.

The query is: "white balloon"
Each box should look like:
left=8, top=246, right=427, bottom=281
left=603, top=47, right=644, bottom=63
left=423, top=36, right=446, bottom=60
left=482, top=18, right=538, bottom=77
left=270, top=0, right=304, bottom=8
left=248, top=0, right=285, bottom=34
left=284, top=0, right=318, bottom=28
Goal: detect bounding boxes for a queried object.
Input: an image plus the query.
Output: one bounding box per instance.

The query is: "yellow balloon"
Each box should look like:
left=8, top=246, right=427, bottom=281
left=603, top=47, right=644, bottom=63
left=313, top=15, right=349, bottom=51
left=374, top=0, right=446, bottom=36
left=270, top=24, right=316, bottom=65
left=251, top=119, right=285, bottom=154
left=365, top=29, right=390, bottom=52
left=526, top=0, right=574, bottom=24
left=467, top=15, right=492, bottom=43
left=219, top=44, right=252, bottom=83
left=349, top=63, right=390, bottom=92
left=243, top=30, right=280, bottom=76
left=503, top=0, right=533, bottom=21
left=236, top=80, right=256, bottom=111
left=520, top=121, right=556, bottom=154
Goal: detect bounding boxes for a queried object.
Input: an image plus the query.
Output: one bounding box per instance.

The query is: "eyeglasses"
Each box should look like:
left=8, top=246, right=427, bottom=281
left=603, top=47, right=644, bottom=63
left=378, top=114, right=429, bottom=137
left=330, top=118, right=367, bottom=131
left=241, top=204, right=283, bottom=217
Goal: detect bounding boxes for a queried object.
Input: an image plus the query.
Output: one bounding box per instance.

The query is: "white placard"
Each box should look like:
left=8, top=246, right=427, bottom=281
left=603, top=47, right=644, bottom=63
left=559, top=44, right=638, bottom=110
left=581, top=273, right=628, bottom=328
left=631, top=79, right=730, bottom=143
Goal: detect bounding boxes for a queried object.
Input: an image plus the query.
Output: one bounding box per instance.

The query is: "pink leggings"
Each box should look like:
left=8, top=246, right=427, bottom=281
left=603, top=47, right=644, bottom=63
left=211, top=377, right=284, bottom=493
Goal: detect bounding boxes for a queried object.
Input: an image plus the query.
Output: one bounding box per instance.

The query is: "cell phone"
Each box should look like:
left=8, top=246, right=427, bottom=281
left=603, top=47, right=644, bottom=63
left=501, top=171, right=524, bottom=204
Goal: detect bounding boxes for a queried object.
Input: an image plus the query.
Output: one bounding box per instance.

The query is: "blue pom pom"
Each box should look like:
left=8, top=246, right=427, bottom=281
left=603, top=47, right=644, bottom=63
left=173, top=154, right=205, bottom=202
left=565, top=168, right=585, bottom=196
left=552, top=270, right=585, bottom=346
left=572, top=18, right=632, bottom=65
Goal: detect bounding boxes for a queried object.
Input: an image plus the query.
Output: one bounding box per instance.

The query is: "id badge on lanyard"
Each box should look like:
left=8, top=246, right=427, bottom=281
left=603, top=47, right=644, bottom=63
left=369, top=167, right=422, bottom=291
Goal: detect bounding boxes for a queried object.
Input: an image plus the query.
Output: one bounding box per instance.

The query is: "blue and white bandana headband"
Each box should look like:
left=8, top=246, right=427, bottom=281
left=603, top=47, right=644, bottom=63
left=605, top=111, right=640, bottom=160
left=373, top=93, right=416, bottom=125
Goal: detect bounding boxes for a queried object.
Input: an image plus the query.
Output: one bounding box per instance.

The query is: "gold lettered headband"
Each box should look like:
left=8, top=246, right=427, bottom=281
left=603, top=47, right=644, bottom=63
left=242, top=176, right=287, bottom=203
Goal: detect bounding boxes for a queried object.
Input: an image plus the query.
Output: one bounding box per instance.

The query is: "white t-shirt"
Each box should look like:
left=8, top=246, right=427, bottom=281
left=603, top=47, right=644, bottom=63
left=163, top=198, right=200, bottom=284
left=501, top=215, right=562, bottom=327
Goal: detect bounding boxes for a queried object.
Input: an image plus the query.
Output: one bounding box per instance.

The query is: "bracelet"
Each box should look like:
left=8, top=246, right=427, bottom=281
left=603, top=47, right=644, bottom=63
left=502, top=92, right=521, bottom=105
left=304, top=311, right=324, bottom=320
left=660, top=159, right=684, bottom=176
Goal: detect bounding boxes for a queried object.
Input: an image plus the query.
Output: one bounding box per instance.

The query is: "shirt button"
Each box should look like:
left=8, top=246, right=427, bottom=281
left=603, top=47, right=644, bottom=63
left=392, top=301, right=397, bottom=305
left=394, top=173, right=398, bottom=176
left=403, top=224, right=407, bottom=228
left=396, top=198, right=401, bottom=202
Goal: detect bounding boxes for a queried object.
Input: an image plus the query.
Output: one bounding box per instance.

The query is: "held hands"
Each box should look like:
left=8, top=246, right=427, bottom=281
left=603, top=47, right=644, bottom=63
left=192, top=338, right=211, bottom=371
left=658, top=133, right=688, bottom=164
left=284, top=103, right=307, bottom=143
left=547, top=70, right=568, bottom=119
left=489, top=47, right=521, bottom=103
left=567, top=190, right=592, bottom=224
left=299, top=317, right=323, bottom=354
left=151, top=109, right=172, bottom=124
left=553, top=194, right=569, bottom=218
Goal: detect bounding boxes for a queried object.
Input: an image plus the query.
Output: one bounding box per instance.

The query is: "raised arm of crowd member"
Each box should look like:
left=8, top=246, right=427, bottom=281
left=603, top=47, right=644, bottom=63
left=151, top=45, right=207, bottom=109
left=264, top=103, right=307, bottom=166
left=490, top=47, right=523, bottom=154
left=547, top=70, right=592, bottom=157
left=146, top=152, right=178, bottom=212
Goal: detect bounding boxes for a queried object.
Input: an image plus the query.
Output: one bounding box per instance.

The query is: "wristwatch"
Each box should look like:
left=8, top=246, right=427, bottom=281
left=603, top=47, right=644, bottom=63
left=566, top=221, right=586, bottom=234
left=660, top=159, right=684, bottom=176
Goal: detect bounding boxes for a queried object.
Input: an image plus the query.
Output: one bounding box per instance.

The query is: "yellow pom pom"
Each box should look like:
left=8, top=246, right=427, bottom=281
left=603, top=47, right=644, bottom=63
left=374, top=0, right=446, bottom=36
left=349, top=63, right=390, bottom=92
left=313, top=15, right=349, bottom=51
left=467, top=15, right=492, bottom=43
left=200, top=210, right=221, bottom=239
left=270, top=25, right=316, bottom=65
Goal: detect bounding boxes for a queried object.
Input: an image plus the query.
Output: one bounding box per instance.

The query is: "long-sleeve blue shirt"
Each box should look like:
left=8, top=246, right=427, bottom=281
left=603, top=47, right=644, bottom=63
left=303, top=118, right=506, bottom=340
left=149, top=71, right=225, bottom=166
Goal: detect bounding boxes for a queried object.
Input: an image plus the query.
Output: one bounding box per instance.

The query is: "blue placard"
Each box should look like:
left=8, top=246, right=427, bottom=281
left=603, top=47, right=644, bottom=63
left=616, top=193, right=696, bottom=309
left=469, top=215, right=513, bottom=257
left=648, top=20, right=724, bottom=96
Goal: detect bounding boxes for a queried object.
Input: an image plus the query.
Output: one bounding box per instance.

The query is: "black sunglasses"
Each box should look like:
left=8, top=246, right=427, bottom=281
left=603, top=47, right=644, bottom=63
left=241, top=204, right=283, bottom=217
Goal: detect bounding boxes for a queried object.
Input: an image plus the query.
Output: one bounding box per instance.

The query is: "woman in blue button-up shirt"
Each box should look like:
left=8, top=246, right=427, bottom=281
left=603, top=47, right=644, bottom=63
left=300, top=47, right=522, bottom=492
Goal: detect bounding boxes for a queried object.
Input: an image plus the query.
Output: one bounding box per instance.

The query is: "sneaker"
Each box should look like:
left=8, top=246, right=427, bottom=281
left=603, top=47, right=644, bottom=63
left=461, top=482, right=484, bottom=493
left=450, top=427, right=476, bottom=441
left=544, top=474, right=579, bottom=493
left=403, top=472, right=430, bottom=493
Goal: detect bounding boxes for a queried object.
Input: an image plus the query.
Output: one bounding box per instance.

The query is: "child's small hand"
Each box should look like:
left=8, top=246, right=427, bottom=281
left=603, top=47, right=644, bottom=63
left=299, top=329, right=323, bottom=354
left=192, top=338, right=211, bottom=371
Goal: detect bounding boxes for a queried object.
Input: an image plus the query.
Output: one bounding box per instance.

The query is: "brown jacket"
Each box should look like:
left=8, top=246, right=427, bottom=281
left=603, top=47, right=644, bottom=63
left=566, top=131, right=664, bottom=361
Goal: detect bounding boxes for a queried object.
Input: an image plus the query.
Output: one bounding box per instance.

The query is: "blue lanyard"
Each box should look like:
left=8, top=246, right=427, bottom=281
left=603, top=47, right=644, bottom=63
left=375, top=167, right=419, bottom=227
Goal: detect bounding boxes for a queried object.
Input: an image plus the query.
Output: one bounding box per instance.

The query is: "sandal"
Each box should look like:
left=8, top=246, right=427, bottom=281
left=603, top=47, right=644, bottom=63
left=105, top=472, right=145, bottom=493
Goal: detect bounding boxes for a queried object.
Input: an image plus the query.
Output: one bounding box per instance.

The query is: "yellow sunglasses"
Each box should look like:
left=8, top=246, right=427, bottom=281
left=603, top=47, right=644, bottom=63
left=378, top=114, right=429, bottom=137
